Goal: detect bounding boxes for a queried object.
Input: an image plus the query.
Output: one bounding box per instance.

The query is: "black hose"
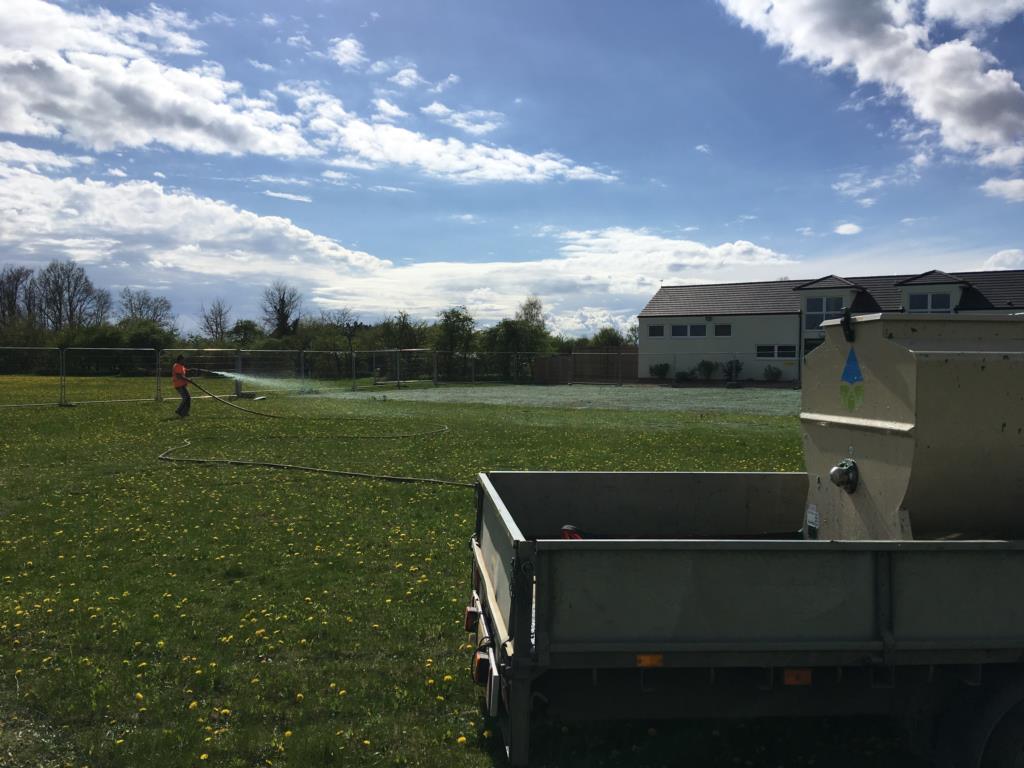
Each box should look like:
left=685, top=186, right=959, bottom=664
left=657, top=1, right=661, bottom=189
left=161, top=379, right=474, bottom=489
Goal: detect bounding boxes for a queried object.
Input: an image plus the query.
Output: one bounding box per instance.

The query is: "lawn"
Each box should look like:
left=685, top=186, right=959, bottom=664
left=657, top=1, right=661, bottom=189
left=0, top=380, right=916, bottom=767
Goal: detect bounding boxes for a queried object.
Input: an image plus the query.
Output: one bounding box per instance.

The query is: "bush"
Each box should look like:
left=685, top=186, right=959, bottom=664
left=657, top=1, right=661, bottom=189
left=695, top=359, right=719, bottom=381
left=649, top=362, right=670, bottom=379
left=674, top=370, right=691, bottom=384
left=763, top=364, right=782, bottom=382
left=723, top=359, right=743, bottom=382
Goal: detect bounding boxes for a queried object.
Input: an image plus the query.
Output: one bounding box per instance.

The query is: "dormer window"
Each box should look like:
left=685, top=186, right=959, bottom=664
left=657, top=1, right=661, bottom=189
left=805, top=296, right=843, bottom=330
left=908, top=292, right=952, bottom=313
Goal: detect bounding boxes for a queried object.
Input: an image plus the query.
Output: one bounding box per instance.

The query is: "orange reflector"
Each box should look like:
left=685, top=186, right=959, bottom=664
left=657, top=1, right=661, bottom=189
left=636, top=654, right=664, bottom=669
left=784, top=668, right=813, bottom=686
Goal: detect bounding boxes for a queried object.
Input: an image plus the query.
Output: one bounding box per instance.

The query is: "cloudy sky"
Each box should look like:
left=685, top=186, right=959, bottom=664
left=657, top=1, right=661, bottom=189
left=1, top=0, right=1023, bottom=334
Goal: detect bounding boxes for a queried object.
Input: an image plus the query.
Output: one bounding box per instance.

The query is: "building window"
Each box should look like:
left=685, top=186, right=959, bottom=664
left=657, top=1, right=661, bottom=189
left=804, top=338, right=824, bottom=355
left=714, top=324, right=732, bottom=337
left=805, top=296, right=843, bottom=330
left=757, top=344, right=796, bottom=358
left=649, top=324, right=664, bottom=337
left=671, top=324, right=687, bottom=337
left=689, top=324, right=707, bottom=337
left=909, top=292, right=952, bottom=313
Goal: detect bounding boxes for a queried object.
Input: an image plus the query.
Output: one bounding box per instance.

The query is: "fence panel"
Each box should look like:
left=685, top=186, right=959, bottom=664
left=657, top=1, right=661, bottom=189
left=64, top=348, right=160, bottom=403
left=0, top=347, right=61, bottom=406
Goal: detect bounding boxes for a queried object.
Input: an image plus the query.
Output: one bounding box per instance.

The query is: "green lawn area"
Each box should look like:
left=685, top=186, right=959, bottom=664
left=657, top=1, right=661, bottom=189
left=0, top=380, right=916, bottom=767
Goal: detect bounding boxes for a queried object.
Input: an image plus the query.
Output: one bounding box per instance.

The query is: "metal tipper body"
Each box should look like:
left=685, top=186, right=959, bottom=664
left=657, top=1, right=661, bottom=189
left=466, top=314, right=1024, bottom=768
left=802, top=314, right=1024, bottom=540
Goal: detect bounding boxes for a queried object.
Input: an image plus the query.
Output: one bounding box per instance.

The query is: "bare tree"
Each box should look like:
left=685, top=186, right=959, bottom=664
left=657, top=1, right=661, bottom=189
left=200, top=298, right=232, bottom=343
left=118, top=288, right=174, bottom=328
left=320, top=308, right=360, bottom=352
left=261, top=280, right=302, bottom=337
left=32, top=260, right=109, bottom=331
left=0, top=266, right=35, bottom=326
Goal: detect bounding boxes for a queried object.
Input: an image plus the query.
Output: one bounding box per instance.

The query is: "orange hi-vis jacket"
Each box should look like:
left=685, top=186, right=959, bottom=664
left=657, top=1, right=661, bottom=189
left=172, top=362, right=188, bottom=389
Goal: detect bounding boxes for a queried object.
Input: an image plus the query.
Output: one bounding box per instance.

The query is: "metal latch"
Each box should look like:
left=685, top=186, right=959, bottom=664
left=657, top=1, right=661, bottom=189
left=829, top=458, right=859, bottom=493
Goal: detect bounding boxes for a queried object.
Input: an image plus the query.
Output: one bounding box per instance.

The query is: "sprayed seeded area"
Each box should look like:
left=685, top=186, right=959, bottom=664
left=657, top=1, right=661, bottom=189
left=0, top=385, right=919, bottom=767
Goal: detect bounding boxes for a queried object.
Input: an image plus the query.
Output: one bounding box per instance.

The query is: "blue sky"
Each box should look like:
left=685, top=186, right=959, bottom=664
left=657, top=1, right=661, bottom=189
left=1, top=0, right=1022, bottom=334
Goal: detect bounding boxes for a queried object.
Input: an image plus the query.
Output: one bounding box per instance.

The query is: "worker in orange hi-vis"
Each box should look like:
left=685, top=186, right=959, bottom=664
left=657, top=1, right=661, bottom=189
left=171, top=354, right=194, bottom=418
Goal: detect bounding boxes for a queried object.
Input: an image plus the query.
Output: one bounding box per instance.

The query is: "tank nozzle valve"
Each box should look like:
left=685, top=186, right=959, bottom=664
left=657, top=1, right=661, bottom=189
left=829, top=459, right=859, bottom=494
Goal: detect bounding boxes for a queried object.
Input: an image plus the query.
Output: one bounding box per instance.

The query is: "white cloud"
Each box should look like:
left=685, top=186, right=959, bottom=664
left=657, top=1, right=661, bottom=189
left=925, top=0, right=1024, bottom=27
left=321, top=170, right=349, bottom=185
left=260, top=14, right=278, bottom=27
left=373, top=98, right=408, bottom=123
left=286, top=34, right=311, bottom=49
left=450, top=213, right=479, bottom=223
left=421, top=101, right=504, bottom=136
left=329, top=36, right=367, bottom=69
left=370, top=185, right=414, bottom=193
left=0, top=0, right=315, bottom=157
left=388, top=66, right=427, bottom=88
left=694, top=144, right=711, bottom=154
left=796, top=226, right=814, bottom=236
left=255, top=175, right=310, bottom=186
left=0, top=140, right=92, bottom=171
left=980, top=177, right=1024, bottom=202
left=152, top=171, right=165, bottom=179
left=287, top=85, right=614, bottom=183
left=262, top=189, right=312, bottom=203
left=106, top=167, right=127, bottom=177
left=832, top=164, right=920, bottom=206
left=248, top=59, right=275, bottom=72
left=834, top=223, right=863, bottom=235
left=429, top=74, right=460, bottom=93
left=982, top=248, right=1024, bottom=269
left=719, top=0, right=1024, bottom=168
left=0, top=159, right=384, bottom=278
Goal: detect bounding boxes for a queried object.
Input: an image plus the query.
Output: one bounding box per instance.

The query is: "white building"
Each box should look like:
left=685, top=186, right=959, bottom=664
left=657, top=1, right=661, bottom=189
left=638, top=269, right=1024, bottom=383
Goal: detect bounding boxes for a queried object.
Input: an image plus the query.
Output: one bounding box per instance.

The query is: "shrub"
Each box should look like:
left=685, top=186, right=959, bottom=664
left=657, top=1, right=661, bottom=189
left=649, top=362, right=670, bottom=379
left=723, top=359, right=743, bottom=382
left=695, top=359, right=719, bottom=381
left=674, top=370, right=691, bottom=384
left=763, top=364, right=782, bottom=382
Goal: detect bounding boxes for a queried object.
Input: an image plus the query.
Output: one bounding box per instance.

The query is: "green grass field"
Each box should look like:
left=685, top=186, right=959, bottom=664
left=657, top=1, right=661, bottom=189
left=0, top=377, right=917, bottom=767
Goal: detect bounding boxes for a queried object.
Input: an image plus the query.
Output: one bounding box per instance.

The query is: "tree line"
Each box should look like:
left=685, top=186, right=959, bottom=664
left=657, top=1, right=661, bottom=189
left=0, top=260, right=638, bottom=355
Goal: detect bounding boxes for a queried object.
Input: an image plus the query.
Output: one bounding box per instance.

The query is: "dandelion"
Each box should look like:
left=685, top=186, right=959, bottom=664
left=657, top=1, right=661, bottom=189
left=443, top=674, right=453, bottom=682
left=200, top=754, right=208, bottom=761
left=362, top=739, right=370, bottom=747
left=295, top=692, right=304, bottom=703
left=283, top=730, right=293, bottom=738
left=135, top=692, right=144, bottom=701
left=189, top=701, right=198, bottom=710
left=457, top=735, right=467, bottom=745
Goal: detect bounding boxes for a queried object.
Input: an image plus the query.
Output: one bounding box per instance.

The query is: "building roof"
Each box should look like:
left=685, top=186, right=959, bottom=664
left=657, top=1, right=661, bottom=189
left=639, top=269, right=1024, bottom=317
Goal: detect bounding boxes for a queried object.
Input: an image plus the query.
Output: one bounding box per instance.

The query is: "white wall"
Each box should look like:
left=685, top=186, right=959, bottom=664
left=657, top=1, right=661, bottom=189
left=638, top=313, right=801, bottom=381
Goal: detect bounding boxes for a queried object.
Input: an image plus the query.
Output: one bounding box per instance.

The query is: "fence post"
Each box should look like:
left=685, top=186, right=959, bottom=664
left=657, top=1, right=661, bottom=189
left=372, top=350, right=377, bottom=386
left=299, top=349, right=306, bottom=389
left=155, top=349, right=163, bottom=401
left=618, top=351, right=623, bottom=387
left=432, top=350, right=438, bottom=387
left=395, top=350, right=401, bottom=389
left=58, top=348, right=68, bottom=406
left=569, top=353, right=575, bottom=386
left=234, top=350, right=243, bottom=398
left=470, top=356, right=475, bottom=385
left=351, top=350, right=357, bottom=391
left=513, top=352, right=518, bottom=384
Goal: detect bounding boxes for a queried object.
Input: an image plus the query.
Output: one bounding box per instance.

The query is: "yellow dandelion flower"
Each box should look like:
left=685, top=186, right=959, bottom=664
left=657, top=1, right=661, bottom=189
left=189, top=701, right=198, bottom=710
left=200, top=754, right=208, bottom=761
left=134, top=692, right=144, bottom=701
left=295, top=692, right=304, bottom=703
left=283, top=730, right=293, bottom=738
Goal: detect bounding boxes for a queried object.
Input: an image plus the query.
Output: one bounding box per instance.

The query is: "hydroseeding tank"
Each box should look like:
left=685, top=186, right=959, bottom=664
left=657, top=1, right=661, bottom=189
left=466, top=313, right=1024, bottom=768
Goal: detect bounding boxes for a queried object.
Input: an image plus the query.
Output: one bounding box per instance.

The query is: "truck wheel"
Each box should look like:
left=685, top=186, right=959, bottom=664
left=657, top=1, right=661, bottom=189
left=982, top=702, right=1024, bottom=768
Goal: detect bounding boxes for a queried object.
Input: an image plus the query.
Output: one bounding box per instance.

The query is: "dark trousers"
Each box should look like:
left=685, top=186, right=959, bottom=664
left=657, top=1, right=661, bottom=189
left=175, top=386, right=191, bottom=417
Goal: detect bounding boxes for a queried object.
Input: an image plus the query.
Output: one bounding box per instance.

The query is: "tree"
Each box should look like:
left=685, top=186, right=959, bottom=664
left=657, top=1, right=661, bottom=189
left=199, top=298, right=232, bottom=343
left=515, top=295, right=546, bottom=333
left=261, top=281, right=302, bottom=337
left=513, top=295, right=552, bottom=354
left=0, top=266, right=35, bottom=326
left=320, top=308, right=361, bottom=352
left=228, top=319, right=264, bottom=346
left=379, top=311, right=428, bottom=349
left=32, top=259, right=110, bottom=331
left=118, top=288, right=174, bottom=329
left=625, top=322, right=640, bottom=346
left=590, top=326, right=626, bottom=348
left=434, top=306, right=475, bottom=354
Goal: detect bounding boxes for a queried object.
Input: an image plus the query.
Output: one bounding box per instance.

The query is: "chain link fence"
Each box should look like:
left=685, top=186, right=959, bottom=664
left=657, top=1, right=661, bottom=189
left=0, top=346, right=797, bottom=407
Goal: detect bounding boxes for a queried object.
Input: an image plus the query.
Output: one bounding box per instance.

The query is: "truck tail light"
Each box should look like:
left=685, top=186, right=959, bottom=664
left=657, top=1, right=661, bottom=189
left=472, top=649, right=491, bottom=686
